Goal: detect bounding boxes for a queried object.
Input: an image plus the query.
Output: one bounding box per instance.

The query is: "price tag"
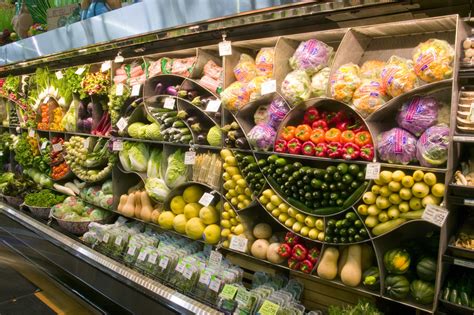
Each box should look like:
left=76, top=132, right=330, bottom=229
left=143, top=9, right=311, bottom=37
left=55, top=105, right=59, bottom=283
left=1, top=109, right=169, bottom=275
left=365, top=163, right=381, bottom=180
left=159, top=256, right=169, bottom=269
left=114, top=55, right=124, bottom=63
left=28, top=128, right=35, bottom=137
left=183, top=265, right=193, bottom=280
left=219, top=40, right=232, bottom=56
left=52, top=143, right=62, bottom=152
left=114, top=235, right=123, bottom=246
left=15, top=126, right=20, bottom=133
left=127, top=245, right=137, bottom=256
left=55, top=71, right=63, bottom=79
left=137, top=250, right=147, bottom=261
left=116, top=117, right=127, bottom=131
left=219, top=284, right=238, bottom=300
left=163, top=97, right=175, bottom=110
left=209, top=250, right=222, bottom=267
left=148, top=253, right=158, bottom=264
left=422, top=204, right=449, bottom=227
left=175, top=261, right=185, bottom=273
left=229, top=236, right=248, bottom=252
left=83, top=138, right=90, bottom=149
left=209, top=277, right=221, bottom=292
left=199, top=192, right=214, bottom=207
left=184, top=151, right=196, bottom=165
left=464, top=199, right=474, bottom=206
left=131, top=84, right=141, bottom=96
left=102, top=233, right=110, bottom=243
left=101, top=60, right=112, bottom=72
left=199, top=272, right=211, bottom=285
left=261, top=80, right=277, bottom=95
left=206, top=99, right=221, bottom=112
left=112, top=140, right=123, bottom=151
left=235, top=288, right=251, bottom=304
left=454, top=258, right=474, bottom=269
left=258, top=300, right=280, bottom=315
left=75, top=67, right=85, bottom=75
left=40, top=141, right=48, bottom=150
left=116, top=83, right=124, bottom=96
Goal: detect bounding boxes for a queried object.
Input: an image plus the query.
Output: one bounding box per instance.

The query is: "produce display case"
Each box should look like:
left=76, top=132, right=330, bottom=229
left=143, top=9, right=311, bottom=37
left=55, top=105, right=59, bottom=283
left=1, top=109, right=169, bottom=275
left=0, top=1, right=473, bottom=314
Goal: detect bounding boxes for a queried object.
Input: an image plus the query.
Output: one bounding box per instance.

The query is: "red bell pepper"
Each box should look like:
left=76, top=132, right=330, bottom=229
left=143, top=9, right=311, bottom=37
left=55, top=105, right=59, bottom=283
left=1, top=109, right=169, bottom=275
left=295, top=124, right=312, bottom=142
left=280, top=126, right=296, bottom=141
left=287, top=257, right=300, bottom=270
left=299, top=259, right=314, bottom=274
left=287, top=138, right=302, bottom=155
left=348, top=120, right=366, bottom=134
left=325, top=128, right=342, bottom=143
left=303, top=107, right=319, bottom=124
left=354, top=131, right=372, bottom=147
left=277, top=243, right=292, bottom=258
left=311, top=120, right=328, bottom=131
left=325, top=110, right=346, bottom=125
left=336, top=119, right=351, bottom=131
left=341, top=130, right=355, bottom=144
left=274, top=139, right=287, bottom=153
left=307, top=247, right=320, bottom=265
left=309, top=128, right=325, bottom=144
left=342, top=143, right=360, bottom=160
left=327, top=142, right=343, bottom=158
left=302, top=141, right=316, bottom=156
left=284, top=232, right=300, bottom=246
left=292, top=244, right=308, bottom=261
left=315, top=143, right=328, bottom=157
left=360, top=144, right=374, bottom=161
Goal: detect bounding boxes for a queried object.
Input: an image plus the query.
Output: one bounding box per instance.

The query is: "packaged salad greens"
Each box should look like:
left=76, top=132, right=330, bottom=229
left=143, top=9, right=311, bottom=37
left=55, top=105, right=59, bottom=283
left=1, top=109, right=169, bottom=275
left=330, top=63, right=361, bottom=103
left=413, top=39, right=454, bottom=82
left=233, top=54, right=257, bottom=83
left=397, top=95, right=438, bottom=136
left=310, top=67, right=330, bottom=97
left=289, top=39, right=333, bottom=75
left=416, top=124, right=449, bottom=167
left=381, top=55, right=419, bottom=97
left=376, top=128, right=417, bottom=165
left=352, top=80, right=389, bottom=117
left=281, top=70, right=312, bottom=106
left=359, top=60, right=386, bottom=80
left=255, top=48, right=275, bottom=78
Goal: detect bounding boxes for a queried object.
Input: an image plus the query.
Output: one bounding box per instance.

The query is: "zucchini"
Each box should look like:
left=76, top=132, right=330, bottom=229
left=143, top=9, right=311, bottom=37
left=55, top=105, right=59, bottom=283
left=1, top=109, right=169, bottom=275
left=442, top=287, right=450, bottom=301
left=287, top=197, right=315, bottom=214
left=342, top=181, right=368, bottom=209
left=312, top=206, right=344, bottom=216
left=399, top=210, right=424, bottom=220
left=172, top=121, right=185, bottom=128
left=371, top=218, right=407, bottom=236
left=460, top=291, right=470, bottom=306
left=449, top=288, right=458, bottom=303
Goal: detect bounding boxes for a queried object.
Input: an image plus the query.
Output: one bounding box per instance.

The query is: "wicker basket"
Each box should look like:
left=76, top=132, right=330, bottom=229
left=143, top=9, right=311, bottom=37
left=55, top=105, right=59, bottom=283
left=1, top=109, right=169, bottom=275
left=4, top=195, right=24, bottom=208
left=23, top=204, right=51, bottom=220
left=52, top=214, right=114, bottom=235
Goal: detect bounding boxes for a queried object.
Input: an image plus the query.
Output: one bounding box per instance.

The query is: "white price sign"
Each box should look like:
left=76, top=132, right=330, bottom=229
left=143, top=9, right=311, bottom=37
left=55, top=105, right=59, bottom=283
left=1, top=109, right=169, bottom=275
left=159, top=256, right=169, bottom=269
left=55, top=71, right=63, bottom=79
left=116, top=117, right=127, bottom=131
left=184, top=151, right=196, bottom=165
left=229, top=236, right=248, bottom=252
left=422, top=204, right=449, bottom=227
left=40, top=141, right=48, bottom=150
left=114, top=235, right=123, bottom=246
left=261, top=80, right=277, bottom=95
left=102, top=233, right=110, bottom=243
left=206, top=99, right=221, bottom=112
left=219, top=40, right=232, bottom=56
left=116, top=83, right=124, bottom=96
left=137, top=250, right=147, bottom=261
left=52, top=143, right=62, bottom=152
left=114, top=55, right=124, bottom=63
left=464, top=199, right=474, bottom=206
left=112, top=140, right=123, bottom=152
left=101, top=60, right=112, bottom=72
left=163, top=97, right=175, bottom=110
left=28, top=128, right=35, bottom=137
left=209, top=250, right=222, bottom=267
left=127, top=245, right=137, bottom=256
left=148, top=253, right=158, bottom=265
left=131, top=84, right=141, bottom=96
left=83, top=138, right=90, bottom=149
left=75, top=67, right=85, bottom=75
left=199, top=192, right=214, bottom=207
left=209, top=278, right=221, bottom=292
left=365, top=163, right=381, bottom=180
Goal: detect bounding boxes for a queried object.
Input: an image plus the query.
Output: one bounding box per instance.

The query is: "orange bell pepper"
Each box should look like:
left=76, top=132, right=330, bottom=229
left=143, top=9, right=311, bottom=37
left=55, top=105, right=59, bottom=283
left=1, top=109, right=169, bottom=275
left=309, top=128, right=325, bottom=144
left=324, top=128, right=342, bottom=143
left=354, top=131, right=372, bottom=147
left=295, top=124, right=312, bottom=142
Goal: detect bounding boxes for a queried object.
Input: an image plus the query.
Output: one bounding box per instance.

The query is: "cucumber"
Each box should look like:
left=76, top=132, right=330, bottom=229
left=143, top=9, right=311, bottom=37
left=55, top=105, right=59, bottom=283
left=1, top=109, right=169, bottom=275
left=312, top=206, right=344, bottom=216
left=342, top=181, right=368, bottom=209
left=372, top=218, right=407, bottom=236
left=399, top=210, right=424, bottom=220
left=287, top=197, right=315, bottom=213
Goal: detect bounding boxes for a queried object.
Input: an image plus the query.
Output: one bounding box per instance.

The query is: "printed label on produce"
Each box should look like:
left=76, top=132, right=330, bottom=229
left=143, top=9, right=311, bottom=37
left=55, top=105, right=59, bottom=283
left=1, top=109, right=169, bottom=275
left=219, top=284, right=238, bottom=299
left=127, top=245, right=136, bottom=256
left=199, top=192, right=214, bottom=207
left=116, top=83, right=124, bottom=96
left=422, top=204, right=448, bottom=227
left=131, top=84, right=141, bottom=96
left=183, top=265, right=193, bottom=280
left=28, top=129, right=35, bottom=137
left=101, top=61, right=111, bottom=72
left=258, top=300, right=280, bottom=315
left=163, top=97, right=175, bottom=110
left=209, top=250, right=222, bottom=267
left=219, top=40, right=232, bottom=56
left=184, top=151, right=196, bottom=165
left=159, top=256, right=169, bottom=269
left=52, top=143, right=62, bottom=152
left=261, top=80, right=277, bottom=95
left=114, top=55, right=124, bottom=63
left=229, top=236, right=248, bottom=252
left=209, top=278, right=221, bottom=292
left=112, top=140, right=123, bottom=151
left=137, top=250, right=147, bottom=261
left=148, top=253, right=158, bottom=265
left=199, top=272, right=211, bottom=285
left=55, top=71, right=63, bottom=79
left=464, top=199, right=474, bottom=206
left=114, top=236, right=122, bottom=246
left=454, top=258, right=474, bottom=269
left=175, top=261, right=185, bottom=273
left=206, top=99, right=221, bottom=112
left=102, top=233, right=110, bottom=243
left=365, top=163, right=381, bottom=180
left=116, top=117, right=127, bottom=131
left=235, top=289, right=251, bottom=304
left=75, top=67, right=85, bottom=75
left=40, top=142, right=48, bottom=150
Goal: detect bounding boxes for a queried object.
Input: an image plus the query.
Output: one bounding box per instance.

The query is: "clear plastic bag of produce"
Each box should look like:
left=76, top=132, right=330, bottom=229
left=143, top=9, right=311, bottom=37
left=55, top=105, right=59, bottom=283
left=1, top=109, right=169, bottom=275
left=268, top=97, right=289, bottom=129
left=330, top=63, right=361, bottom=103
left=352, top=80, right=389, bottom=117
left=221, top=81, right=250, bottom=111
left=255, top=48, right=275, bottom=78
left=233, top=54, right=257, bottom=83
left=171, top=57, right=196, bottom=77
left=203, top=60, right=223, bottom=81
left=281, top=70, right=312, bottom=106
left=246, top=76, right=267, bottom=102
left=381, top=55, right=419, bottom=97
left=310, top=67, right=330, bottom=97
left=413, top=39, right=454, bottom=83
left=416, top=124, right=449, bottom=167
left=254, top=105, right=270, bottom=125
left=360, top=60, right=386, bottom=80
left=397, top=95, right=438, bottom=136
left=376, top=128, right=417, bottom=164
left=289, top=39, right=333, bottom=74
left=247, top=123, right=276, bottom=151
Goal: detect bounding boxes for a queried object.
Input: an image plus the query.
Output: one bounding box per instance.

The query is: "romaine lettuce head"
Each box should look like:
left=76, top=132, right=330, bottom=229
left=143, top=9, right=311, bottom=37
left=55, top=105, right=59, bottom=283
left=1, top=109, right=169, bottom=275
left=145, top=178, right=170, bottom=202
left=147, top=147, right=163, bottom=178
left=164, top=150, right=186, bottom=188
left=128, top=142, right=149, bottom=172
left=119, top=142, right=133, bottom=171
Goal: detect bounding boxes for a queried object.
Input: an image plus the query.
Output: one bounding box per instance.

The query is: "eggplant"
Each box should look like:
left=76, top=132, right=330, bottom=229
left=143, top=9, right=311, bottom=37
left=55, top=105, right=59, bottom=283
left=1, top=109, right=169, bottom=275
left=77, top=119, right=84, bottom=131
left=154, top=82, right=163, bottom=95
left=78, top=101, right=87, bottom=119
left=187, top=90, right=199, bottom=100
left=224, top=137, right=234, bottom=146
left=186, top=116, right=199, bottom=125
left=196, top=134, right=206, bottom=144
left=235, top=137, right=248, bottom=148
left=166, top=86, right=178, bottom=96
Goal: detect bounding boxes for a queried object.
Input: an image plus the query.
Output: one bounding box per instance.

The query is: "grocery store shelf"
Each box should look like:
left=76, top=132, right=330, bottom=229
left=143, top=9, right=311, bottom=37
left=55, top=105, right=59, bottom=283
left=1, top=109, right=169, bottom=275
left=458, top=68, right=474, bottom=79
left=381, top=294, right=433, bottom=313
left=439, top=297, right=474, bottom=314
left=442, top=255, right=474, bottom=269
left=453, top=134, right=474, bottom=142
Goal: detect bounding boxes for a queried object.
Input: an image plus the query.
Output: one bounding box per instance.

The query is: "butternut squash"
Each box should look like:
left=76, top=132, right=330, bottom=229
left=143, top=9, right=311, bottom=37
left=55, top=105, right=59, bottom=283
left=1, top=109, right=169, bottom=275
left=340, top=244, right=362, bottom=287
left=361, top=243, right=375, bottom=271
left=151, top=209, right=161, bottom=223
left=338, top=246, right=349, bottom=277
left=134, top=192, right=142, bottom=219
left=140, top=191, right=153, bottom=222
left=317, top=247, right=339, bottom=280
left=117, top=194, right=128, bottom=213
left=121, top=193, right=135, bottom=217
